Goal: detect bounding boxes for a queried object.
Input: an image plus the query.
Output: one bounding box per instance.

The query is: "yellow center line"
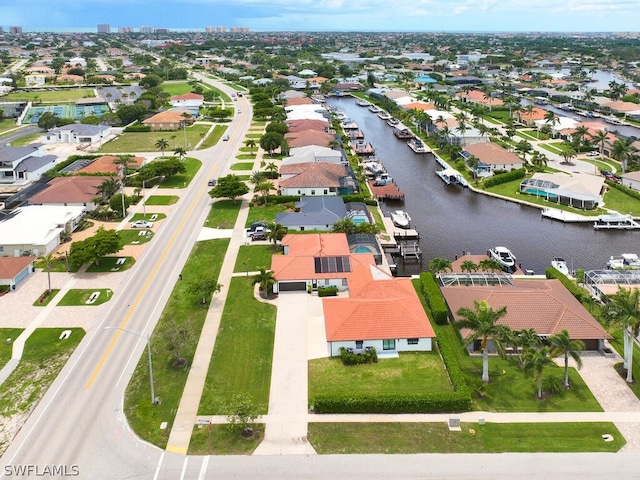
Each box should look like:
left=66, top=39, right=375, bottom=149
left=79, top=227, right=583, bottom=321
left=85, top=169, right=215, bottom=390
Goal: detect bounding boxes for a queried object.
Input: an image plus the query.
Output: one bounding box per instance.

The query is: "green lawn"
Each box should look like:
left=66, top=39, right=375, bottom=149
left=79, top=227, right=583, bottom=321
left=118, top=229, right=153, bottom=245
left=0, top=328, right=85, bottom=417
left=98, top=125, right=211, bottom=153
left=34, top=256, right=77, bottom=273
left=0, top=119, right=18, bottom=134
left=129, top=212, right=167, bottom=222
left=435, top=323, right=602, bottom=412
left=204, top=199, right=241, bottom=229
left=308, top=422, right=624, bottom=454
left=57, top=288, right=114, bottom=305
left=309, top=352, right=453, bottom=397
left=367, top=206, right=384, bottom=228
left=602, top=186, right=640, bottom=216
left=144, top=195, right=179, bottom=205
left=0, top=328, right=24, bottom=369
left=245, top=134, right=262, bottom=139
left=608, top=328, right=640, bottom=400
left=86, top=256, right=135, bottom=272
left=198, top=125, right=227, bottom=150
left=539, top=143, right=563, bottom=155
left=9, top=132, right=43, bottom=146
left=230, top=162, right=254, bottom=171
left=33, top=289, right=60, bottom=306
left=516, top=130, right=539, bottom=141
left=198, top=276, right=276, bottom=415
left=188, top=424, right=265, bottom=455
left=486, top=110, right=512, bottom=122
left=159, top=157, right=202, bottom=188
left=236, top=154, right=257, bottom=160
left=161, top=82, right=192, bottom=96
left=245, top=203, right=289, bottom=227
left=233, top=245, right=279, bottom=272
left=3, top=89, right=95, bottom=102
left=125, top=238, right=229, bottom=448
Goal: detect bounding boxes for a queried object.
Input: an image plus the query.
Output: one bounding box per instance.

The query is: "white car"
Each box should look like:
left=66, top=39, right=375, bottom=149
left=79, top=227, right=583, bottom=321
left=222, top=134, right=230, bottom=141
left=586, top=151, right=600, bottom=157
left=130, top=220, right=154, bottom=228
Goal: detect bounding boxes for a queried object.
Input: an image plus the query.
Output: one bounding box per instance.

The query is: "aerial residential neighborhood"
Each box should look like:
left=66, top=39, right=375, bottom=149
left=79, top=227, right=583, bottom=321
left=1, top=13, right=640, bottom=479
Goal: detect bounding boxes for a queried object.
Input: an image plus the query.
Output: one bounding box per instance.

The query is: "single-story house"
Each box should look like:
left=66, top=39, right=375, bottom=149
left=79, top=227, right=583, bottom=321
left=463, top=142, right=525, bottom=175
left=28, top=176, right=112, bottom=212
left=441, top=278, right=611, bottom=351
left=169, top=93, right=204, bottom=109
left=0, top=256, right=37, bottom=290
left=455, top=89, right=504, bottom=108
left=142, top=110, right=193, bottom=131
left=519, top=172, right=603, bottom=210
left=73, top=155, right=144, bottom=175
left=286, top=119, right=330, bottom=133
left=275, top=196, right=347, bottom=231
left=0, top=205, right=85, bottom=257
left=620, top=171, right=640, bottom=192
left=285, top=129, right=336, bottom=149
left=515, top=107, right=547, bottom=126
left=42, top=124, right=111, bottom=144
left=279, top=162, right=357, bottom=196
left=282, top=145, right=345, bottom=166
left=270, top=233, right=435, bottom=356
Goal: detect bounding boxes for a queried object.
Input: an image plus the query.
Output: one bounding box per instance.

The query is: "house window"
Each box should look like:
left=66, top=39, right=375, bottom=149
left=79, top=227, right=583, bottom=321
left=383, top=339, right=396, bottom=350
left=297, top=190, right=301, bottom=194
left=342, top=278, right=347, bottom=286
left=311, top=190, right=316, bottom=195
left=324, top=189, right=328, bottom=194
left=407, top=338, right=419, bottom=345
left=356, top=340, right=363, bottom=349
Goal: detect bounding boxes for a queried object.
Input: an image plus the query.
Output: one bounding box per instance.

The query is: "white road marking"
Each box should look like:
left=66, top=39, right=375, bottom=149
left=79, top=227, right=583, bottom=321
left=198, top=456, right=209, bottom=480
left=180, top=457, right=189, bottom=480
left=152, top=451, right=164, bottom=480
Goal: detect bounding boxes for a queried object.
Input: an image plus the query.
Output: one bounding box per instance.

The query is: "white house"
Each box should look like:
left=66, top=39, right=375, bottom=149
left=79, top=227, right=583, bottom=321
left=169, top=93, right=205, bottom=109
left=0, top=144, right=57, bottom=185
left=0, top=256, right=37, bottom=291
left=42, top=124, right=111, bottom=145
left=620, top=171, right=640, bottom=192
left=0, top=205, right=85, bottom=257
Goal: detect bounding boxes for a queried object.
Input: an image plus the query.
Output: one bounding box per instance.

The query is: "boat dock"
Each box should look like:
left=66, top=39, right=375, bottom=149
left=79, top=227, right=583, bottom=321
left=381, top=215, right=420, bottom=239
left=368, top=180, right=405, bottom=202
left=541, top=208, right=595, bottom=223
left=433, top=153, right=468, bottom=186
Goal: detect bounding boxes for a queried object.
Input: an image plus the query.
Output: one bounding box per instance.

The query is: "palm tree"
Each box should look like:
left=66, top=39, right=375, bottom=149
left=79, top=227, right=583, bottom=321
left=590, top=129, right=609, bottom=158
left=454, top=112, right=469, bottom=147
left=170, top=134, right=177, bottom=149
left=266, top=221, right=287, bottom=247
left=548, top=329, right=585, bottom=388
left=572, top=125, right=590, bottom=151
left=428, top=258, right=452, bottom=274
left=112, top=155, right=136, bottom=185
left=523, top=346, right=557, bottom=399
left=530, top=151, right=549, bottom=169
left=478, top=258, right=503, bottom=272
left=515, top=140, right=533, bottom=162
left=543, top=110, right=559, bottom=137
left=42, top=252, right=55, bottom=294
left=252, top=268, right=275, bottom=298
left=155, top=138, right=169, bottom=157
left=560, top=146, right=577, bottom=165
left=602, top=287, right=640, bottom=383
left=96, top=178, right=119, bottom=202
left=460, top=260, right=478, bottom=273
left=174, top=146, right=187, bottom=161
left=265, top=162, right=279, bottom=179
left=256, top=180, right=275, bottom=204
left=514, top=328, right=541, bottom=366
left=249, top=170, right=265, bottom=186
left=611, top=138, right=638, bottom=174
left=245, top=139, right=257, bottom=154
left=453, top=300, right=509, bottom=382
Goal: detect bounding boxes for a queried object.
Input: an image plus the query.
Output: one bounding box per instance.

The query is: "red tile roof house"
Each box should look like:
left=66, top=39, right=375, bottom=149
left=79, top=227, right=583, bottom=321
left=284, top=129, right=335, bottom=148
left=441, top=278, right=611, bottom=352
left=463, top=142, right=525, bottom=176
left=271, top=233, right=435, bottom=357
left=28, top=176, right=112, bottom=212
left=0, top=256, right=37, bottom=291
left=169, top=92, right=205, bottom=108
left=142, top=110, right=194, bottom=131
left=279, top=162, right=357, bottom=196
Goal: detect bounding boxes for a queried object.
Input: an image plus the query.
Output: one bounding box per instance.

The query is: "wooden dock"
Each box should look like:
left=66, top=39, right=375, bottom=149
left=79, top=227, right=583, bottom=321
left=368, top=180, right=405, bottom=202
left=381, top=216, right=419, bottom=239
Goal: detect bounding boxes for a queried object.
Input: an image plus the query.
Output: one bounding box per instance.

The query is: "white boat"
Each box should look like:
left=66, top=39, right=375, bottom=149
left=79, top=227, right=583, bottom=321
left=387, top=118, right=400, bottom=127
left=436, top=168, right=468, bottom=186
left=606, top=256, right=625, bottom=269
left=488, top=246, right=516, bottom=270
left=551, top=257, right=570, bottom=276
left=408, top=137, right=428, bottom=153
left=356, top=99, right=371, bottom=107
left=594, top=213, right=640, bottom=230
left=368, top=105, right=382, bottom=113
left=377, top=111, right=392, bottom=120
left=374, top=173, right=393, bottom=186
left=621, top=253, right=640, bottom=267
left=362, top=160, right=386, bottom=177
left=391, top=210, right=411, bottom=229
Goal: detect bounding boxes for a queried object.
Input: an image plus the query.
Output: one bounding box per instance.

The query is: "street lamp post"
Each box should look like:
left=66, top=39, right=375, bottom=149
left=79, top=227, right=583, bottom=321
left=104, top=326, right=157, bottom=405
left=141, top=175, right=164, bottom=220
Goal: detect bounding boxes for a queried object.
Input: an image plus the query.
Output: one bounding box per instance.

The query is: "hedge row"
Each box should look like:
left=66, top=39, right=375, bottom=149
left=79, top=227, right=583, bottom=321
left=436, top=335, right=471, bottom=399
left=317, top=286, right=338, bottom=297
left=261, top=194, right=377, bottom=206
left=419, top=272, right=449, bottom=325
left=311, top=391, right=471, bottom=414
left=545, top=267, right=586, bottom=302
left=124, top=125, right=151, bottom=132
left=606, top=180, right=640, bottom=202
left=483, top=168, right=526, bottom=188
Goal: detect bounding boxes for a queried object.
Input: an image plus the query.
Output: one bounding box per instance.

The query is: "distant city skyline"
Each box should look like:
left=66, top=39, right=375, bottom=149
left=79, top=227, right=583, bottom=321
left=1, top=0, right=640, bottom=33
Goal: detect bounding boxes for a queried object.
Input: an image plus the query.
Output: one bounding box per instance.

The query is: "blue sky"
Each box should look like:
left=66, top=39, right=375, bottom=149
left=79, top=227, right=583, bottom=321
left=1, top=0, right=639, bottom=32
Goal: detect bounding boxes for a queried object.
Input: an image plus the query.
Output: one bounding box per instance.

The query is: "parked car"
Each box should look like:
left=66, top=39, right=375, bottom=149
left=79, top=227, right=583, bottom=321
left=248, top=221, right=267, bottom=233
left=208, top=178, right=217, bottom=187
left=250, top=226, right=268, bottom=241
left=586, top=151, right=599, bottom=157
left=600, top=169, right=612, bottom=176
left=222, top=134, right=230, bottom=141
left=131, top=220, right=153, bottom=228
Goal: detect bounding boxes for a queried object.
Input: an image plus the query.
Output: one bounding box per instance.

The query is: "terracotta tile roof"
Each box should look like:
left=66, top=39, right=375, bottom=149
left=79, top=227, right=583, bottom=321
left=279, top=162, right=347, bottom=189
left=464, top=142, right=524, bottom=166
left=517, top=107, right=547, bottom=121
left=280, top=232, right=350, bottom=256
left=75, top=155, right=144, bottom=175
left=285, top=97, right=315, bottom=106
left=402, top=102, right=435, bottom=111
left=0, top=256, right=36, bottom=280
left=324, top=278, right=435, bottom=341
left=171, top=93, right=204, bottom=101
left=142, top=109, right=192, bottom=125
left=284, top=129, right=334, bottom=148
left=441, top=279, right=611, bottom=340
left=603, top=100, right=638, bottom=112
left=286, top=119, right=329, bottom=132
left=29, top=176, right=111, bottom=204
left=455, top=90, right=504, bottom=107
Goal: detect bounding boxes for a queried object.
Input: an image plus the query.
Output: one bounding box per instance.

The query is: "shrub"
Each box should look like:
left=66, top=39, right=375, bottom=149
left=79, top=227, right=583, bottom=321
left=419, top=272, right=449, bottom=325
left=124, top=125, right=151, bottom=132
left=339, top=347, right=378, bottom=365
left=483, top=168, right=526, bottom=188
left=317, top=286, right=338, bottom=297
left=311, top=392, right=470, bottom=414
left=0, top=285, right=10, bottom=293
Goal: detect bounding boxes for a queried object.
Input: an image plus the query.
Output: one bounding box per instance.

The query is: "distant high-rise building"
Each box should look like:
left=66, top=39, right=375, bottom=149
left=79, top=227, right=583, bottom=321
left=0, top=27, right=3, bottom=34
left=118, top=27, right=134, bottom=33
left=97, top=24, right=111, bottom=33
left=154, top=28, right=169, bottom=34
left=139, top=26, right=153, bottom=34
left=229, top=27, right=249, bottom=33
left=206, top=26, right=227, bottom=33
left=9, top=26, right=22, bottom=34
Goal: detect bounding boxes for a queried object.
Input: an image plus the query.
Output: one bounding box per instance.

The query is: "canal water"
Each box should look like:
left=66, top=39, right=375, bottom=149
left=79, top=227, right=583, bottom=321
left=328, top=96, right=640, bottom=276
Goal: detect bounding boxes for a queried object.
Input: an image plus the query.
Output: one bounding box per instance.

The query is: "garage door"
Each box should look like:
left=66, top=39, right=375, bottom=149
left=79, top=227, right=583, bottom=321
left=278, top=281, right=307, bottom=291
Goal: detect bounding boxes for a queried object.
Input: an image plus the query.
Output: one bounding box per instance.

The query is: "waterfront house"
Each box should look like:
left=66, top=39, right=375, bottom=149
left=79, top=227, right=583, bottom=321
left=270, top=233, right=435, bottom=356
left=620, top=171, right=640, bottom=192
left=279, top=162, right=357, bottom=196
left=463, top=142, right=525, bottom=175
left=275, top=196, right=347, bottom=232
left=515, top=107, right=547, bottom=126
left=519, top=172, right=603, bottom=210
left=441, top=277, right=611, bottom=351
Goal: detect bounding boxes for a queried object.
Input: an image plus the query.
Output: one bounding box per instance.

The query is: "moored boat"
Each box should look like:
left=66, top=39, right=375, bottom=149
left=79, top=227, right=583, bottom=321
left=593, top=213, right=640, bottom=230
left=408, top=137, right=428, bottom=153
left=377, top=111, right=391, bottom=120
left=488, top=246, right=516, bottom=270
left=551, top=257, right=570, bottom=276
left=391, top=210, right=411, bottom=229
